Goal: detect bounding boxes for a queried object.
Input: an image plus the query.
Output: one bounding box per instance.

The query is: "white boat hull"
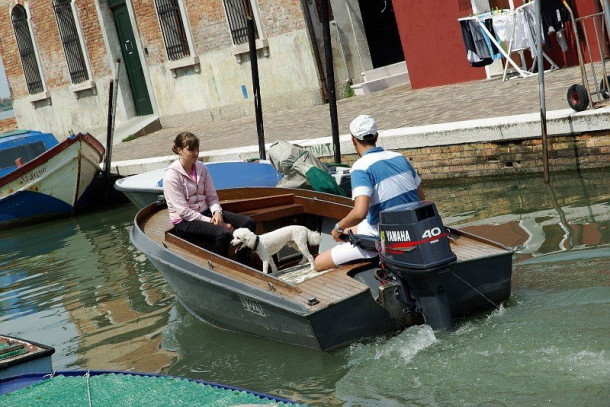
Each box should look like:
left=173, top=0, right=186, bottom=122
left=0, top=133, right=105, bottom=227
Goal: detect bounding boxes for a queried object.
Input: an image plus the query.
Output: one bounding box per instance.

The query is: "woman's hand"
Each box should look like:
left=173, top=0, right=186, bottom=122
left=211, top=211, right=224, bottom=226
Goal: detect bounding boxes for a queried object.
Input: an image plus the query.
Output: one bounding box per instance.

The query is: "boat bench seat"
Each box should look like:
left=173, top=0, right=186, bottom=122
left=241, top=203, right=304, bottom=222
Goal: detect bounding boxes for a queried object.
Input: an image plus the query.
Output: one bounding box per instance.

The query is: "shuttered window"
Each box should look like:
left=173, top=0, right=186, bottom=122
left=53, top=0, right=89, bottom=84
left=223, top=0, right=259, bottom=45
left=154, top=0, right=190, bottom=61
left=11, top=5, right=44, bottom=94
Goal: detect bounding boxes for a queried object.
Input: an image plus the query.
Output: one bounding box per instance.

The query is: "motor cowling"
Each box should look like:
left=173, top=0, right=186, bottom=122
left=379, top=200, right=456, bottom=275
left=378, top=201, right=458, bottom=331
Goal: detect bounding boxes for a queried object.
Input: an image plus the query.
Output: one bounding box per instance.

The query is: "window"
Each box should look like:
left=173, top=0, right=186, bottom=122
left=11, top=5, right=44, bottom=94
left=223, top=0, right=259, bottom=45
left=154, top=0, right=190, bottom=61
left=53, top=0, right=89, bottom=84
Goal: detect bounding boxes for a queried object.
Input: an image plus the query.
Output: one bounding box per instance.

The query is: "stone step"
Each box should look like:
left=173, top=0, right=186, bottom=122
left=112, top=114, right=161, bottom=145
left=351, top=71, right=410, bottom=95
left=362, top=62, right=408, bottom=82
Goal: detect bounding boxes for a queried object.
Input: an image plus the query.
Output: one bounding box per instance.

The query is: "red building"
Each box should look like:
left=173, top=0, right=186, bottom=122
left=393, top=0, right=605, bottom=89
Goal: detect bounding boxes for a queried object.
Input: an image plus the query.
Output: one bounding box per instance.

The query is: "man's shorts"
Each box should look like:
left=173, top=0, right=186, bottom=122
left=330, top=220, right=378, bottom=266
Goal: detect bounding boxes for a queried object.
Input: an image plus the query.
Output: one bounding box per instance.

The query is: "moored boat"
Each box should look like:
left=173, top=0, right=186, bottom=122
left=0, top=335, right=54, bottom=381
left=114, top=160, right=282, bottom=209
left=0, top=131, right=105, bottom=228
left=0, top=334, right=299, bottom=404
left=131, top=187, right=513, bottom=350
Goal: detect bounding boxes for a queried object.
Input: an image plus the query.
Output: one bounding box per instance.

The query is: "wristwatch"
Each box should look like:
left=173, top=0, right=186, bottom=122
left=334, top=223, right=344, bottom=234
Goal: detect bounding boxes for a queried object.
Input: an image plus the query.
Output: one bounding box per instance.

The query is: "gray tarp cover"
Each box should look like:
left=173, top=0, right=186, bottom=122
left=268, top=140, right=329, bottom=189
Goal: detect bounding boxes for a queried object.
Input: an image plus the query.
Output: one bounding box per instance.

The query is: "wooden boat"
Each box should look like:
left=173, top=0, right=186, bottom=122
left=114, top=160, right=282, bottom=209
left=0, top=335, right=54, bottom=381
left=131, top=187, right=513, bottom=350
left=0, top=131, right=104, bottom=228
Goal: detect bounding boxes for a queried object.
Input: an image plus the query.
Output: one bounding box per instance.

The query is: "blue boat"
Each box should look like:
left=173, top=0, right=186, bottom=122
left=114, top=160, right=283, bottom=209
left=0, top=335, right=300, bottom=405
left=0, top=130, right=105, bottom=228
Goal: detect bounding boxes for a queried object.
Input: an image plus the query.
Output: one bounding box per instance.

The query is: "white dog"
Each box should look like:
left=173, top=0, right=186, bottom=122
left=231, top=226, right=321, bottom=275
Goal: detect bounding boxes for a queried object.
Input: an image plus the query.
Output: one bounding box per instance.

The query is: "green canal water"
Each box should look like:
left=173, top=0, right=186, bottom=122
left=1, top=169, right=609, bottom=406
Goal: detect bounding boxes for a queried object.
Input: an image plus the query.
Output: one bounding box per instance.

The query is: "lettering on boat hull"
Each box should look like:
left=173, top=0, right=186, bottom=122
left=240, top=296, right=267, bottom=317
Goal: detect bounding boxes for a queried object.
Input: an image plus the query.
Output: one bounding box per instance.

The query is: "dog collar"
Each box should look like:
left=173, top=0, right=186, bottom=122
left=253, top=235, right=259, bottom=251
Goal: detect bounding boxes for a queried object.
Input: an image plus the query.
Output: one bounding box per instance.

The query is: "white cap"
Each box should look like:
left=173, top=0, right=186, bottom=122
left=349, top=114, right=378, bottom=140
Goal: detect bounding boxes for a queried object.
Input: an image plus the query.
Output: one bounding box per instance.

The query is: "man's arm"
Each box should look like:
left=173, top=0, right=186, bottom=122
left=417, top=186, right=425, bottom=200
left=331, top=195, right=370, bottom=241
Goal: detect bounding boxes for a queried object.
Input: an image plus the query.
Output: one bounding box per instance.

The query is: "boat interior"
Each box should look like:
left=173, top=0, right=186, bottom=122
left=137, top=188, right=509, bottom=311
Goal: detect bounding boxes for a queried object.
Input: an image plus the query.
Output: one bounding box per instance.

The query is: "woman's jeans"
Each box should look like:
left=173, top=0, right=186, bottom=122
left=173, top=210, right=255, bottom=264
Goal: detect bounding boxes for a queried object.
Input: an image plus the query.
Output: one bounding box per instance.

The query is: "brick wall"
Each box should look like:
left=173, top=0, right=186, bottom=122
left=0, top=0, right=110, bottom=97
left=322, top=133, right=609, bottom=180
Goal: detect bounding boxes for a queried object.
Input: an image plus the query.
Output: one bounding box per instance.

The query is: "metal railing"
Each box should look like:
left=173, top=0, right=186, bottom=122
left=224, top=0, right=258, bottom=45
left=11, top=6, right=43, bottom=94
left=54, top=0, right=89, bottom=84
left=155, top=0, right=190, bottom=61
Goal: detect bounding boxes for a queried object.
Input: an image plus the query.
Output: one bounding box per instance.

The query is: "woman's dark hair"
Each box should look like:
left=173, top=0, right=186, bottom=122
left=172, top=132, right=199, bottom=154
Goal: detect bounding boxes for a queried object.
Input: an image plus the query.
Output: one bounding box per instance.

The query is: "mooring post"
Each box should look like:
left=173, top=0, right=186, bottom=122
left=535, top=0, right=550, bottom=183
left=243, top=0, right=265, bottom=160
left=320, top=0, right=341, bottom=164
left=105, top=58, right=120, bottom=204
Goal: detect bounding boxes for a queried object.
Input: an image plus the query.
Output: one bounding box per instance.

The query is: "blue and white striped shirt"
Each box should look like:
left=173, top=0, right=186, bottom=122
left=350, top=147, right=421, bottom=230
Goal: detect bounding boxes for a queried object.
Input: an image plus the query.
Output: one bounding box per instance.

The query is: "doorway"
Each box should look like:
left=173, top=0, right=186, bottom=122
left=108, top=0, right=153, bottom=116
left=357, top=0, right=404, bottom=68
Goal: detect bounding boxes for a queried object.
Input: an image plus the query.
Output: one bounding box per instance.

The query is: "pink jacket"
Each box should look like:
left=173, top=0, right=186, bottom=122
left=163, top=160, right=222, bottom=223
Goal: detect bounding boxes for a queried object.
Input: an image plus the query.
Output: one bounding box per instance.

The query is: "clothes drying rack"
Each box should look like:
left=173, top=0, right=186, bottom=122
left=459, top=4, right=559, bottom=81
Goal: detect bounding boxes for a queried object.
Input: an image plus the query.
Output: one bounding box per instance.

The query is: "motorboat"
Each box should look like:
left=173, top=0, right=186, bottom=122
left=130, top=187, right=513, bottom=350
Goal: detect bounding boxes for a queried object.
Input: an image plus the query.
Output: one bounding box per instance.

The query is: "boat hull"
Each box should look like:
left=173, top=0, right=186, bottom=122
left=0, top=335, right=54, bottom=381
left=132, top=222, right=397, bottom=350
left=114, top=161, right=282, bottom=209
left=0, top=133, right=104, bottom=228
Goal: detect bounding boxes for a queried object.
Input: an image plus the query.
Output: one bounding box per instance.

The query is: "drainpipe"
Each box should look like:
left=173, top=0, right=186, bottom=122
left=301, top=0, right=329, bottom=101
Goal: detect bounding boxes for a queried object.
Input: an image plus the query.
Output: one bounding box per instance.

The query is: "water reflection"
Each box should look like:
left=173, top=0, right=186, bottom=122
left=1, top=169, right=608, bottom=407
left=429, top=169, right=609, bottom=258
left=0, top=205, right=177, bottom=372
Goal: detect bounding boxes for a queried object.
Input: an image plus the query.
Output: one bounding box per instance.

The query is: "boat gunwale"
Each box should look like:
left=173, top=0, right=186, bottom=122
left=0, top=133, right=104, bottom=189
left=0, top=335, right=55, bottom=370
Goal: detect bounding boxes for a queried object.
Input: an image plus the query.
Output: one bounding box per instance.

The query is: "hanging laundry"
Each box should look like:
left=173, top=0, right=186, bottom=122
left=459, top=20, right=493, bottom=67
left=492, top=12, right=529, bottom=51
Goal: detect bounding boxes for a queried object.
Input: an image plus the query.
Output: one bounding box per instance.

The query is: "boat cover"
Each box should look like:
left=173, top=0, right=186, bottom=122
left=268, top=140, right=345, bottom=196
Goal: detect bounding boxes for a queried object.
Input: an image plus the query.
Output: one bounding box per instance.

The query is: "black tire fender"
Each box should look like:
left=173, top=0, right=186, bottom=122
left=567, top=84, right=589, bottom=112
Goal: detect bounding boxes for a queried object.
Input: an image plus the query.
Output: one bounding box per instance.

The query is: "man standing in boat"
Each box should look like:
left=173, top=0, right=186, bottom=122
left=314, top=115, right=425, bottom=271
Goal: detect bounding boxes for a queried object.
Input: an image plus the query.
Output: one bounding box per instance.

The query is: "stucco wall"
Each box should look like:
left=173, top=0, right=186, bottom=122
left=0, top=0, right=324, bottom=143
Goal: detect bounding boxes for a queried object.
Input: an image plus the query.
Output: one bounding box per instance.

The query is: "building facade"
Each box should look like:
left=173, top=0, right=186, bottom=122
left=0, top=0, right=396, bottom=143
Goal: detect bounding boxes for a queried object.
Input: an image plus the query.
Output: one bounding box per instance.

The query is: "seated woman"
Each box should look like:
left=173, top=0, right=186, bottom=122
left=163, top=132, right=254, bottom=264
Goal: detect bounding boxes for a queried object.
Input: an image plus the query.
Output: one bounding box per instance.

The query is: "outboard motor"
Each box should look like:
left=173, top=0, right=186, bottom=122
left=378, top=201, right=457, bottom=330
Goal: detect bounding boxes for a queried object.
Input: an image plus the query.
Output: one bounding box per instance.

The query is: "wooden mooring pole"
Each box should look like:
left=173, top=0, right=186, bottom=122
left=105, top=58, right=120, bottom=204
left=243, top=0, right=265, bottom=160
left=535, top=0, right=550, bottom=183
left=320, top=0, right=341, bottom=164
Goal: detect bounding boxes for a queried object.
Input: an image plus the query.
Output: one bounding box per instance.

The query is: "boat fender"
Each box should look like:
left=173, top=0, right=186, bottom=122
left=155, top=194, right=167, bottom=209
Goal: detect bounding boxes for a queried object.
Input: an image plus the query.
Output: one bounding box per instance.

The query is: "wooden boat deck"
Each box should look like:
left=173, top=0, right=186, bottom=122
left=138, top=191, right=509, bottom=312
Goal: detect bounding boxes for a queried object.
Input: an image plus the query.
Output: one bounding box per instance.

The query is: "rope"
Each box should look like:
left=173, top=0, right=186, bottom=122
left=85, top=370, right=93, bottom=407
left=449, top=270, right=501, bottom=310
